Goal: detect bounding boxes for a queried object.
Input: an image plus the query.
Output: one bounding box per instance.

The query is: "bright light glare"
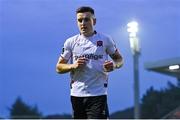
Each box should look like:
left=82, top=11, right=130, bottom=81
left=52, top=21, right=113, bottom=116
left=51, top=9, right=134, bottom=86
left=169, top=65, right=180, bottom=70
left=129, top=32, right=137, bottom=37
left=127, top=21, right=138, bottom=27
left=127, top=21, right=138, bottom=33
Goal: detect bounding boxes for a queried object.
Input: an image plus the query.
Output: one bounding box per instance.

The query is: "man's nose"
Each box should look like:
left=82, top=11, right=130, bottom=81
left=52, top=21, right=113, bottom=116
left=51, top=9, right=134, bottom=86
left=81, top=19, right=86, bottom=24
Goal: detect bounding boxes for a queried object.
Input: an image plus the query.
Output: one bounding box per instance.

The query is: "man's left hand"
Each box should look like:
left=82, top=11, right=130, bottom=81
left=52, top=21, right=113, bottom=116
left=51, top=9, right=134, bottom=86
left=103, top=60, right=114, bottom=72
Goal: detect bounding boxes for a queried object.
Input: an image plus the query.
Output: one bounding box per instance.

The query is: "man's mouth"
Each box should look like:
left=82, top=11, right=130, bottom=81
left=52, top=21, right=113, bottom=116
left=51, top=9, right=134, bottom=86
left=81, top=27, right=87, bottom=31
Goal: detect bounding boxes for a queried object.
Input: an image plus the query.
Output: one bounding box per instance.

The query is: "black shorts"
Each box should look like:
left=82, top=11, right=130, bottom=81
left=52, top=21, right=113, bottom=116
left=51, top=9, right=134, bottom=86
left=71, top=95, right=109, bottom=119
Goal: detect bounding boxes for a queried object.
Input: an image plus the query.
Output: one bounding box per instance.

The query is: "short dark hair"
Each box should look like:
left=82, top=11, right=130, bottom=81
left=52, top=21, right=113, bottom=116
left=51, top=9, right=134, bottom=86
left=76, top=6, right=94, bottom=15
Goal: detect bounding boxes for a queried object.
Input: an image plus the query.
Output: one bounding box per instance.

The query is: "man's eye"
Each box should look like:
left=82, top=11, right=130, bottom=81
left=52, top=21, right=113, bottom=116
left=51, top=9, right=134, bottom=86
left=78, top=18, right=90, bottom=23
left=78, top=19, right=83, bottom=23
left=84, top=18, right=90, bottom=22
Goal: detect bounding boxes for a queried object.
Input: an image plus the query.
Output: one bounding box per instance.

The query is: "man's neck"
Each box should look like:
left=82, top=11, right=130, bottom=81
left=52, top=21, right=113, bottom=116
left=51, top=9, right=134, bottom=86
left=81, top=31, right=97, bottom=37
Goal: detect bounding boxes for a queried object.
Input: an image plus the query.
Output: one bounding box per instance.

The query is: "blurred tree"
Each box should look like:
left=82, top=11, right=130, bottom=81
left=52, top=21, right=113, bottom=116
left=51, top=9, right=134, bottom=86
left=9, top=97, right=42, bottom=119
left=141, top=86, right=162, bottom=118
left=141, top=82, right=180, bottom=118
left=109, top=82, right=180, bottom=119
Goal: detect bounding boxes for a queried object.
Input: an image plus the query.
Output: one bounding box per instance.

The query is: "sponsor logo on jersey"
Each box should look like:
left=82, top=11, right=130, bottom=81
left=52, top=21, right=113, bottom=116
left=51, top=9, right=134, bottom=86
left=74, top=54, right=103, bottom=60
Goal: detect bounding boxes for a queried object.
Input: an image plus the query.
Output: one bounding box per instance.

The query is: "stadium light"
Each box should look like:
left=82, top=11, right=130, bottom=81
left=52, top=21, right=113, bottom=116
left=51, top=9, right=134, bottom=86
left=169, top=65, right=180, bottom=70
left=127, top=21, right=140, bottom=119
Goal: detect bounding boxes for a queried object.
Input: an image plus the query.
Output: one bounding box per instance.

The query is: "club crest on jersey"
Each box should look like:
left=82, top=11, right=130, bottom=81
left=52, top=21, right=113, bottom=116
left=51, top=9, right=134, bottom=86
left=97, top=40, right=103, bottom=47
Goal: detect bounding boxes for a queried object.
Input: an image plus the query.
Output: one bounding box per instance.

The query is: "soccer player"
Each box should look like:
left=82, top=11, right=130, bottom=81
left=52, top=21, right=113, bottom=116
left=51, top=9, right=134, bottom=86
left=56, top=6, right=123, bottom=119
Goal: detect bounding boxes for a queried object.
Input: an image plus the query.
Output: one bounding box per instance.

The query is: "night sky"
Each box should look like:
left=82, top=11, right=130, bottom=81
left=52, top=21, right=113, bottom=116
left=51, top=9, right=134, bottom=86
left=0, top=0, right=180, bottom=117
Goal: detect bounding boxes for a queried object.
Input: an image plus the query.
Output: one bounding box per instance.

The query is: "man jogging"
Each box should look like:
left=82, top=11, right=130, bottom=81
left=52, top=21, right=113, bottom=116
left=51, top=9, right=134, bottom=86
left=56, top=6, right=123, bottom=119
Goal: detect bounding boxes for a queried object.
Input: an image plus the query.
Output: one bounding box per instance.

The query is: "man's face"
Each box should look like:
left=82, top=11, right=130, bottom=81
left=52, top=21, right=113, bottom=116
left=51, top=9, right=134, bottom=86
left=76, top=12, right=96, bottom=37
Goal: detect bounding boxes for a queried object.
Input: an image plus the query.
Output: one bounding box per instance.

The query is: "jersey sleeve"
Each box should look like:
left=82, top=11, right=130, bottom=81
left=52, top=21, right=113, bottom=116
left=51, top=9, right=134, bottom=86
left=60, top=39, right=72, bottom=60
left=106, top=36, right=117, bottom=55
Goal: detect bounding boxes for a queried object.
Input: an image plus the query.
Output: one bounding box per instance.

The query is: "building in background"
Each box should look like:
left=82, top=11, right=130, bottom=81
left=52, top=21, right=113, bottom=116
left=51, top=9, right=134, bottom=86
left=145, top=57, right=180, bottom=119
left=144, top=57, right=180, bottom=80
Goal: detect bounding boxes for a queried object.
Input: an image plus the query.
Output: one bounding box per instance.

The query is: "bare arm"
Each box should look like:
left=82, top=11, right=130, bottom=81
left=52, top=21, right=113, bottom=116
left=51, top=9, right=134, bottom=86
left=110, top=49, right=123, bottom=69
left=56, top=57, right=88, bottom=74
left=103, top=50, right=123, bottom=72
left=56, top=57, right=73, bottom=74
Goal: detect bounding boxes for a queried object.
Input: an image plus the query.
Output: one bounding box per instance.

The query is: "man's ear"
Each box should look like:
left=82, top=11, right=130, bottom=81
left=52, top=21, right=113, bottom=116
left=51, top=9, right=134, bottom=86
left=93, top=18, right=96, bottom=25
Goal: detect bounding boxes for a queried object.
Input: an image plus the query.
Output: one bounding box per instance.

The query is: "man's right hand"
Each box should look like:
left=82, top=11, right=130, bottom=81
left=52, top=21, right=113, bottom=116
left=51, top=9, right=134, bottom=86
left=72, top=57, right=88, bottom=69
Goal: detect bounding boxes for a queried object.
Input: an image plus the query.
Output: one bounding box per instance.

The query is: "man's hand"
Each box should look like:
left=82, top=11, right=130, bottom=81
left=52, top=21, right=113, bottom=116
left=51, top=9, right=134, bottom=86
left=72, top=57, right=88, bottom=69
left=103, top=60, right=114, bottom=72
